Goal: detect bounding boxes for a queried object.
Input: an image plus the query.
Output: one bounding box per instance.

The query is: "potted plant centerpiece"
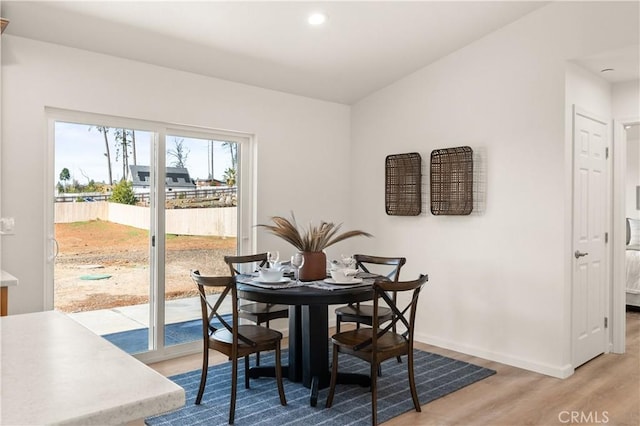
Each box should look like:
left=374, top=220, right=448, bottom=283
left=258, top=214, right=372, bottom=281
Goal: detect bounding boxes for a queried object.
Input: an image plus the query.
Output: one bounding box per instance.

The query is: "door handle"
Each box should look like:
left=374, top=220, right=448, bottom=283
left=574, top=250, right=589, bottom=259
left=48, top=238, right=59, bottom=261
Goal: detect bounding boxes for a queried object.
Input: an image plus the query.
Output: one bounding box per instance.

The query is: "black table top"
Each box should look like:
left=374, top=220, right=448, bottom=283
left=237, top=281, right=374, bottom=306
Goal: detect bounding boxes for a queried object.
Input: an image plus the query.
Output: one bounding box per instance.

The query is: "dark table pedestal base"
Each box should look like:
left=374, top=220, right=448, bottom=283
left=249, top=302, right=371, bottom=406
left=248, top=366, right=370, bottom=407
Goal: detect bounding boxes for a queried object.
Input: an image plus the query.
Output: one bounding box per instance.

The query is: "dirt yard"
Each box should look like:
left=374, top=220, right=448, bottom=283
left=55, top=220, right=236, bottom=312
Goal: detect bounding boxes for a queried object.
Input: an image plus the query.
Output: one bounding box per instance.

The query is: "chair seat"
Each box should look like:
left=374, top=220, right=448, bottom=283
left=334, top=304, right=393, bottom=324
left=331, top=328, right=408, bottom=362
left=239, top=302, right=289, bottom=323
left=211, top=324, right=283, bottom=355
left=239, top=302, right=289, bottom=315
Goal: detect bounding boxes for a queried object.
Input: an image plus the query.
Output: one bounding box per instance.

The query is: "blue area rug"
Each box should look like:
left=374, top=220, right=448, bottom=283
left=145, top=349, right=496, bottom=426
left=103, top=316, right=231, bottom=354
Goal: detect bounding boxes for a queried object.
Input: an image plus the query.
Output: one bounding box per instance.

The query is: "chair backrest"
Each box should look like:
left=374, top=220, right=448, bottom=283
left=355, top=274, right=429, bottom=352
left=190, top=270, right=257, bottom=348
left=191, top=270, right=236, bottom=340
left=353, top=254, right=406, bottom=282
left=224, top=253, right=269, bottom=276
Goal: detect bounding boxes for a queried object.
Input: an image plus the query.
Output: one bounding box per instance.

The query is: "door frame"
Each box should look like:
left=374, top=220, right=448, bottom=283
left=611, top=116, right=640, bottom=354
left=45, top=107, right=256, bottom=362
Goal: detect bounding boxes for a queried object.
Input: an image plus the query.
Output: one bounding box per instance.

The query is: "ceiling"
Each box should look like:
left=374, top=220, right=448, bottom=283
left=573, top=45, right=640, bottom=84
left=1, top=1, right=637, bottom=105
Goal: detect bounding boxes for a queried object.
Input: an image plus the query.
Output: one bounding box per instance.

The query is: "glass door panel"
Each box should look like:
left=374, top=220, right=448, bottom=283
left=54, top=121, right=153, bottom=354
left=163, top=135, right=238, bottom=348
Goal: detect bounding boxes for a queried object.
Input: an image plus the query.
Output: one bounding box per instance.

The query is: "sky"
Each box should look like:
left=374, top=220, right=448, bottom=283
left=54, top=121, right=235, bottom=185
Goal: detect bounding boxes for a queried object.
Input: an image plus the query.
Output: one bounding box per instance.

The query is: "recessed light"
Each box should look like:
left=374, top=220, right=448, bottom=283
left=308, top=13, right=327, bottom=26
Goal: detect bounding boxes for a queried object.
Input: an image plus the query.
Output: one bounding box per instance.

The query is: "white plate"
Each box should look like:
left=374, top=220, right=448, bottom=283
left=252, top=277, right=291, bottom=284
left=323, top=278, right=363, bottom=285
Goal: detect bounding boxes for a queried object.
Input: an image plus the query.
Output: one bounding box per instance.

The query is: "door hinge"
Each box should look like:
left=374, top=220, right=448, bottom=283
left=604, top=317, right=608, bottom=328
left=606, top=147, right=609, bottom=159
left=605, top=232, right=609, bottom=243
left=152, top=235, right=156, bottom=247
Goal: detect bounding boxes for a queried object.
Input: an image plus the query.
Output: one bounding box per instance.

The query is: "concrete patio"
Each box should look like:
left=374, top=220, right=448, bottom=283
left=68, top=294, right=229, bottom=336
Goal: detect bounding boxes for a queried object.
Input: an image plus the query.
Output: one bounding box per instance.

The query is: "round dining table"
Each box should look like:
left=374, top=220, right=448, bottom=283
left=236, top=279, right=375, bottom=407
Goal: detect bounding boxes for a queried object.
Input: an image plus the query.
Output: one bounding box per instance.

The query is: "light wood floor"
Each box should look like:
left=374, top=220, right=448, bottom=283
left=149, top=309, right=640, bottom=425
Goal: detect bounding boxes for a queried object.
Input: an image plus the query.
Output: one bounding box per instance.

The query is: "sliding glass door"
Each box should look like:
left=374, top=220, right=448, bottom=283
left=47, top=110, right=251, bottom=360
left=53, top=120, right=154, bottom=354
left=163, top=133, right=238, bottom=348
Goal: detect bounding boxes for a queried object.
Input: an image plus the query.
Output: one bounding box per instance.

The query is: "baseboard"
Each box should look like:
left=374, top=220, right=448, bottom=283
left=415, top=331, right=575, bottom=379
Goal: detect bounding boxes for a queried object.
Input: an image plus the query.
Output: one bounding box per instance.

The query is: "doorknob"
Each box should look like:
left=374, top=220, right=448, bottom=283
left=574, top=250, right=589, bottom=259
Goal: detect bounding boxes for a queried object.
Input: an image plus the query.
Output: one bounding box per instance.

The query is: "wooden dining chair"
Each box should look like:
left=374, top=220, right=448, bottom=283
left=191, top=270, right=286, bottom=424
left=335, top=255, right=406, bottom=374
left=224, top=253, right=289, bottom=366
left=334, top=255, right=406, bottom=333
left=325, top=274, right=429, bottom=426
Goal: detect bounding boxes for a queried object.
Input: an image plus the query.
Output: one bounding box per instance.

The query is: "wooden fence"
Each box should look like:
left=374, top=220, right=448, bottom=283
left=55, top=201, right=237, bottom=237
left=55, top=187, right=236, bottom=203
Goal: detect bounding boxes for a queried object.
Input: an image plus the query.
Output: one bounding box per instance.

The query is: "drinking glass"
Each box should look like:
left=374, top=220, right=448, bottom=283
left=267, top=251, right=280, bottom=268
left=341, top=254, right=356, bottom=269
left=291, top=253, right=305, bottom=284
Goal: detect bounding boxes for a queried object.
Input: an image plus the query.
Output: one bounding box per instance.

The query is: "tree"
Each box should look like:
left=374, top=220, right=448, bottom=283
left=79, top=168, right=92, bottom=185
left=167, top=138, right=190, bottom=168
left=131, top=130, right=137, bottom=166
left=110, top=180, right=137, bottom=205
left=223, top=167, right=236, bottom=186
left=114, top=129, right=133, bottom=181
left=59, top=168, right=71, bottom=191
left=207, top=140, right=215, bottom=180
left=90, top=126, right=113, bottom=185
left=222, top=141, right=237, bottom=171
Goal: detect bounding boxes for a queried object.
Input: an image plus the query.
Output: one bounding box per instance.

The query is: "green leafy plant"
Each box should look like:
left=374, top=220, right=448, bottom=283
left=258, top=213, right=372, bottom=252
left=110, top=180, right=137, bottom=205
left=223, top=167, right=236, bottom=186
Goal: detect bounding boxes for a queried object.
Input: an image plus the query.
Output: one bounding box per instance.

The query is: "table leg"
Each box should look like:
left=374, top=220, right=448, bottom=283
left=288, top=305, right=302, bottom=382
left=302, top=305, right=329, bottom=389
left=310, top=376, right=320, bottom=407
left=302, top=305, right=330, bottom=406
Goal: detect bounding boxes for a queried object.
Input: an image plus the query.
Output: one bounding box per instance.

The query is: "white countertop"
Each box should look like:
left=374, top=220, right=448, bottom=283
left=0, top=270, right=18, bottom=287
left=0, top=311, right=185, bottom=425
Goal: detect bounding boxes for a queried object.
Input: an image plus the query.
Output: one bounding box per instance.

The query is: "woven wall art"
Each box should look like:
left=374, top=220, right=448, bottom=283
left=385, top=152, right=422, bottom=216
left=430, top=146, right=473, bottom=215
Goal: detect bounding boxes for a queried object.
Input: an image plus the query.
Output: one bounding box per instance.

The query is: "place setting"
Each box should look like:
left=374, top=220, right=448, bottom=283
left=239, top=251, right=307, bottom=289
left=308, top=255, right=375, bottom=291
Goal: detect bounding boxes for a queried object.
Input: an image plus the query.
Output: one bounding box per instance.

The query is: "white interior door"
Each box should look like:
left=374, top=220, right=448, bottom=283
left=572, top=107, right=609, bottom=368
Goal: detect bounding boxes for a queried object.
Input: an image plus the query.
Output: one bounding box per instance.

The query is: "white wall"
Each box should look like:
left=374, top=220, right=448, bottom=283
left=1, top=36, right=351, bottom=314
left=350, top=2, right=638, bottom=377
left=613, top=79, right=640, bottom=220
left=613, top=79, right=640, bottom=218
left=613, top=80, right=640, bottom=119
left=566, top=62, right=612, bottom=119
